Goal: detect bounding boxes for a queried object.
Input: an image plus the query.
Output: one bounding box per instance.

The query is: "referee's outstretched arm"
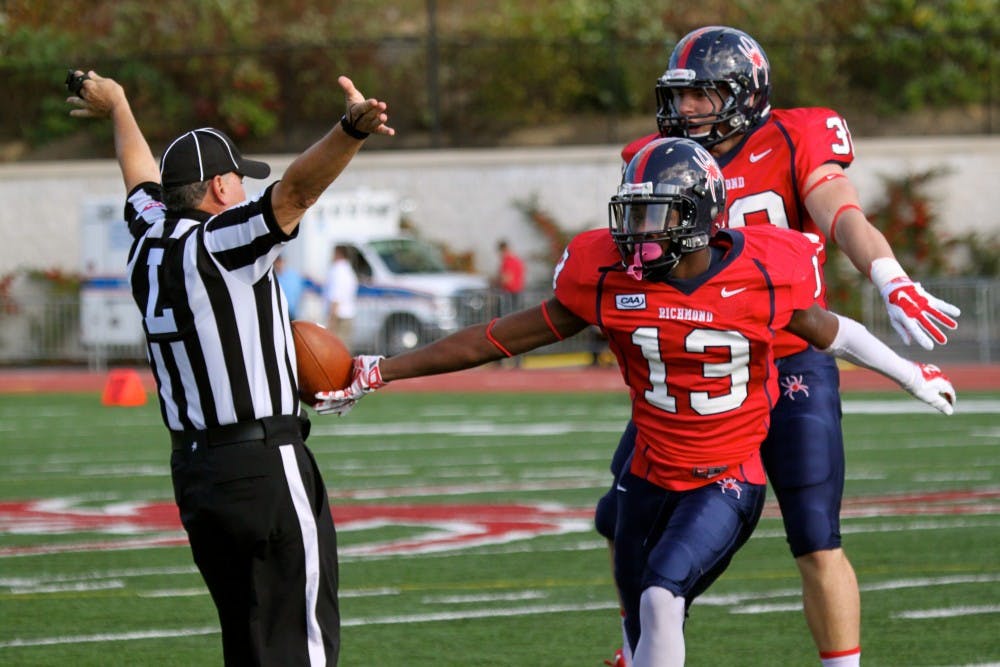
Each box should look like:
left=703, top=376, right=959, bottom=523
left=271, top=75, right=395, bottom=235
left=66, top=70, right=160, bottom=193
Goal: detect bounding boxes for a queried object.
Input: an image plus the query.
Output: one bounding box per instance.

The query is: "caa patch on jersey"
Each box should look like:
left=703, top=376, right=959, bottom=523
left=616, top=294, right=646, bottom=310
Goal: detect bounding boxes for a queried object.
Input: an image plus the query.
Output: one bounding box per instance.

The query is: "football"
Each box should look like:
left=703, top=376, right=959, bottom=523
left=291, top=320, right=354, bottom=406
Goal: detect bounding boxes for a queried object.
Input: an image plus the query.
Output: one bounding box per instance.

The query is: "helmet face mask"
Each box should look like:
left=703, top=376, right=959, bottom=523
left=611, top=191, right=698, bottom=280
left=610, top=138, right=726, bottom=281
left=655, top=26, right=771, bottom=147
left=657, top=82, right=736, bottom=144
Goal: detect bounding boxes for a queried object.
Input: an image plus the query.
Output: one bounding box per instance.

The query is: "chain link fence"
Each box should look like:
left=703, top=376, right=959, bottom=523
left=1, top=278, right=996, bottom=368
left=860, top=277, right=999, bottom=365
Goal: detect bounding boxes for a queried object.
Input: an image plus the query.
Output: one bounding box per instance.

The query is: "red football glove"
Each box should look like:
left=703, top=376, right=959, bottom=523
left=314, top=355, right=385, bottom=416
left=903, top=363, right=956, bottom=416
left=871, top=258, right=960, bottom=350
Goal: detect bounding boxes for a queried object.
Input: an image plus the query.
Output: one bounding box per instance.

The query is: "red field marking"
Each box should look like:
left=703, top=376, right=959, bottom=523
left=0, top=499, right=592, bottom=558
left=2, top=363, right=999, bottom=394
left=2, top=491, right=998, bottom=558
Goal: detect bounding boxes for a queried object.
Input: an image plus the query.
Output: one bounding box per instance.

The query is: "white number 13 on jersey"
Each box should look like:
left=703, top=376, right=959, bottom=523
left=632, top=327, right=750, bottom=415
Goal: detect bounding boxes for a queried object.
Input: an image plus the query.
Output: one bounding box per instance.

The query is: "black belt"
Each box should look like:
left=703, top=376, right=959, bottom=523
left=170, top=415, right=306, bottom=452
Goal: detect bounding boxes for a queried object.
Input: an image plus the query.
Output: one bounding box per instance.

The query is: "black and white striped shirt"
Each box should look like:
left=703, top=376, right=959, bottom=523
left=125, top=183, right=301, bottom=431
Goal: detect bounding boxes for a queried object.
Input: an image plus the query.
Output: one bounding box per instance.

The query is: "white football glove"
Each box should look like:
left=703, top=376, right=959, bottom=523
left=881, top=279, right=960, bottom=350
left=871, top=258, right=960, bottom=350
left=313, top=355, right=385, bottom=416
left=904, top=362, right=956, bottom=416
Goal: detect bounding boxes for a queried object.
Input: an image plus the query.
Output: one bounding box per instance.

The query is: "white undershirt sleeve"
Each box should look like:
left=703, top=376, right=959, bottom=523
left=820, top=313, right=918, bottom=391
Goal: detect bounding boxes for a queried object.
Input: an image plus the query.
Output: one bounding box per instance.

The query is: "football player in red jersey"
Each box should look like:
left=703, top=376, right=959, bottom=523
left=607, top=26, right=963, bottom=666
left=314, top=138, right=955, bottom=667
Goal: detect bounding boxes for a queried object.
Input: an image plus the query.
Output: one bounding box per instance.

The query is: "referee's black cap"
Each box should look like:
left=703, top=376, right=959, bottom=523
left=160, top=127, right=271, bottom=188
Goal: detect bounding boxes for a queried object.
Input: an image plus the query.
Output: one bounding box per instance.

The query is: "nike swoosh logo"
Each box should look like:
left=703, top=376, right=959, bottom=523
left=721, top=286, right=748, bottom=298
left=749, top=149, right=773, bottom=163
left=616, top=483, right=627, bottom=492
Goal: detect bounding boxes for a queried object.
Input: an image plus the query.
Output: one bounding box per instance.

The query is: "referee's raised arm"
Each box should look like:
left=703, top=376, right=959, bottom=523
left=271, top=75, right=395, bottom=235
left=66, top=70, right=160, bottom=192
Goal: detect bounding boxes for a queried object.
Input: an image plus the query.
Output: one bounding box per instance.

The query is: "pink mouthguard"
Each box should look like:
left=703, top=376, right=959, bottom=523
left=626, top=243, right=663, bottom=281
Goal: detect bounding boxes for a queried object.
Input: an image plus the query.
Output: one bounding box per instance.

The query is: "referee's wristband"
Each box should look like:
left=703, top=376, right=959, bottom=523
left=339, top=114, right=370, bottom=140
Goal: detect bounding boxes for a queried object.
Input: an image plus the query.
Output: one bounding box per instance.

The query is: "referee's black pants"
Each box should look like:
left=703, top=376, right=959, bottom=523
left=170, top=416, right=339, bottom=666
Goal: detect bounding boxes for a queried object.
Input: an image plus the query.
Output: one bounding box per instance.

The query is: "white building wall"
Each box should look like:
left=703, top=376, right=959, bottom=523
left=0, top=136, right=997, bottom=285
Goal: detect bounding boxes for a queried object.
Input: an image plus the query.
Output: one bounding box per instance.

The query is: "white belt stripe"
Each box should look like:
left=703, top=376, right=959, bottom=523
left=278, top=444, right=325, bottom=666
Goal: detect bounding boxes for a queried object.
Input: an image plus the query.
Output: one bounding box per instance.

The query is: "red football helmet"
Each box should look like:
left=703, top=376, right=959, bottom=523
left=656, top=26, right=771, bottom=147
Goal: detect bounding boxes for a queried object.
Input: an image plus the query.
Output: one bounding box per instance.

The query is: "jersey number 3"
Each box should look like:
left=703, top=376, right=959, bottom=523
left=727, top=115, right=853, bottom=228
left=632, top=326, right=750, bottom=415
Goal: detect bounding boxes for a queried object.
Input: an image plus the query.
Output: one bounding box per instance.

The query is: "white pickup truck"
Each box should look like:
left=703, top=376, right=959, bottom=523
left=78, top=189, right=490, bottom=358
left=279, top=189, right=491, bottom=356
left=298, top=234, right=491, bottom=356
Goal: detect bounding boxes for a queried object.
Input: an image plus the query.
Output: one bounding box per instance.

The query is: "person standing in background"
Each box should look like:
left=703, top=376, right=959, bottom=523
left=275, top=253, right=307, bottom=320
left=325, top=244, right=358, bottom=345
left=495, top=239, right=526, bottom=312
left=493, top=239, right=527, bottom=367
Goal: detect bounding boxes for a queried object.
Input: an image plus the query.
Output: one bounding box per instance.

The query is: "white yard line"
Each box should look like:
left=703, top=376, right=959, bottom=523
left=894, top=605, right=1000, bottom=619
left=0, top=626, right=219, bottom=648
left=420, top=590, right=548, bottom=604
left=841, top=398, right=1000, bottom=414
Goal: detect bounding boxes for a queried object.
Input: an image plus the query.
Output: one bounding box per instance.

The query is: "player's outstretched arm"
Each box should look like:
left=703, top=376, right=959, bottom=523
left=271, top=75, right=395, bottom=236
left=66, top=70, right=159, bottom=192
left=803, top=166, right=960, bottom=350
left=787, top=305, right=956, bottom=415
left=381, top=299, right=588, bottom=381
left=314, top=299, right=589, bottom=415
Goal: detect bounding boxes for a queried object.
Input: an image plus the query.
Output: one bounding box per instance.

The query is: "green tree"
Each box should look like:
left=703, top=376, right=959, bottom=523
left=1, top=0, right=996, bottom=155
left=846, top=0, right=999, bottom=114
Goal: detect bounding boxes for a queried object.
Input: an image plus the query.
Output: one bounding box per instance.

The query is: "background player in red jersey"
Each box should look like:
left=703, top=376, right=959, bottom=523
left=313, top=138, right=955, bottom=667
left=609, top=26, right=963, bottom=666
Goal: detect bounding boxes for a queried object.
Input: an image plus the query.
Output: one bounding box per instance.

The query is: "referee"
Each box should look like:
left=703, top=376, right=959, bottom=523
left=67, top=69, right=394, bottom=666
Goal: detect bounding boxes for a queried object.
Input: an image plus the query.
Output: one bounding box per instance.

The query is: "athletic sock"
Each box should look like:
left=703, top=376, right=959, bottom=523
left=619, top=612, right=633, bottom=667
left=632, top=587, right=686, bottom=667
left=820, top=645, right=861, bottom=666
